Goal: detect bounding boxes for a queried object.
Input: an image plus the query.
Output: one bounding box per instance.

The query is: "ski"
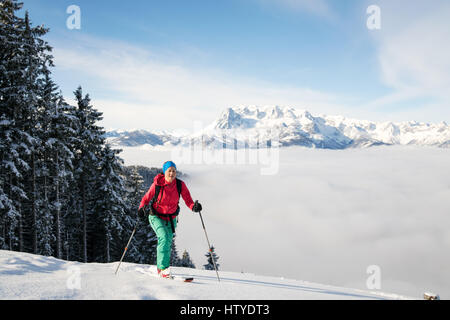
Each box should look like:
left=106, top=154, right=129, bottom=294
left=179, top=276, right=194, bottom=283
left=136, top=267, right=194, bottom=282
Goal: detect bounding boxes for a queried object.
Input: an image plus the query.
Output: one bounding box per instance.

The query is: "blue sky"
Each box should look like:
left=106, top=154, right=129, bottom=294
left=20, top=0, right=450, bottom=130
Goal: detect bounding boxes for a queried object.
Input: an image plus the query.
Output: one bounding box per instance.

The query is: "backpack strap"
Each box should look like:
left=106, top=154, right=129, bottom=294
left=152, top=178, right=182, bottom=204
left=152, top=185, right=162, bottom=204
left=176, top=178, right=182, bottom=197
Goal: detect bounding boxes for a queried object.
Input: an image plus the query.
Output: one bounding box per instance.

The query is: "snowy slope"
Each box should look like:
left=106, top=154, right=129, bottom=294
left=0, top=250, right=417, bottom=300
left=106, top=106, right=450, bottom=149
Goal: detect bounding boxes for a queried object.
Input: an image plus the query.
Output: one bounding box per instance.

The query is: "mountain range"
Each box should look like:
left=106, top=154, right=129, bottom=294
left=105, top=106, right=450, bottom=149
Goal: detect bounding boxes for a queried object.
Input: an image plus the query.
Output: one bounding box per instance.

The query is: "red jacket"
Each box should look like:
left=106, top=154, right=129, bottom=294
left=139, top=173, right=195, bottom=221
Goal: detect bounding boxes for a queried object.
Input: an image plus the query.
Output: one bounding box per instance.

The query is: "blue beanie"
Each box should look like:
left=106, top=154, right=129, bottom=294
left=163, top=161, right=177, bottom=174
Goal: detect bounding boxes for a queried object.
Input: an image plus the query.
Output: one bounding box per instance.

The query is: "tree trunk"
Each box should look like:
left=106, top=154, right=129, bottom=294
left=106, top=231, right=110, bottom=263
left=31, top=152, right=37, bottom=254
left=55, top=149, right=62, bottom=259
left=82, top=175, right=87, bottom=263
left=18, top=212, right=23, bottom=251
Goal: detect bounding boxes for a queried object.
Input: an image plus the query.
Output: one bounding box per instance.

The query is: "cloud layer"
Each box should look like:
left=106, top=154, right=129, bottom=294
left=121, top=145, right=450, bottom=298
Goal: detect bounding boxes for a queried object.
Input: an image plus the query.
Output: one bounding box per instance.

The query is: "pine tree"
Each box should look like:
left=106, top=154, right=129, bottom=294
left=35, top=69, right=81, bottom=260
left=180, top=249, right=196, bottom=268
left=91, top=144, right=127, bottom=263
left=43, top=87, right=78, bottom=259
left=22, top=10, right=54, bottom=255
left=122, top=166, right=156, bottom=264
left=203, top=245, right=220, bottom=271
left=72, top=86, right=105, bottom=262
left=170, top=235, right=181, bottom=266
left=0, top=1, right=52, bottom=251
left=0, top=0, right=28, bottom=250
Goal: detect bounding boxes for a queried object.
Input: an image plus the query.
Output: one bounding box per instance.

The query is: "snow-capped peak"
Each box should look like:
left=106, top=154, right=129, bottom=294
left=213, top=105, right=311, bottom=130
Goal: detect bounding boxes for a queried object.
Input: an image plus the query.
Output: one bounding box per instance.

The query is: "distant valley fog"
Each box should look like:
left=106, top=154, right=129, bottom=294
left=120, top=145, right=450, bottom=298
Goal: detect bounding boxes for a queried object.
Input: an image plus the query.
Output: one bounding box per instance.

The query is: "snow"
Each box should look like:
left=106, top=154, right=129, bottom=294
left=106, top=106, right=450, bottom=149
left=0, top=250, right=416, bottom=300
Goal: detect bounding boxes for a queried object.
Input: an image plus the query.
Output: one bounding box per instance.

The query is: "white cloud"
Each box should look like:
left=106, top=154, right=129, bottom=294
left=51, top=34, right=347, bottom=131
left=379, top=8, right=450, bottom=95
left=364, top=0, right=450, bottom=121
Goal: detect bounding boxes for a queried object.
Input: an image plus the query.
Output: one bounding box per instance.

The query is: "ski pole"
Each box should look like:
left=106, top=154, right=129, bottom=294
left=197, top=205, right=220, bottom=282
left=115, top=220, right=138, bottom=275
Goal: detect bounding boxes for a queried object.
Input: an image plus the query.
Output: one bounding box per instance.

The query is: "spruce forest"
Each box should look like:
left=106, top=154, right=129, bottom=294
left=0, top=1, right=196, bottom=268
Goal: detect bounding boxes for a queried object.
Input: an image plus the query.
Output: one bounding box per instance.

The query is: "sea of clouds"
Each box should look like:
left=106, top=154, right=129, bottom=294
left=120, top=145, right=450, bottom=298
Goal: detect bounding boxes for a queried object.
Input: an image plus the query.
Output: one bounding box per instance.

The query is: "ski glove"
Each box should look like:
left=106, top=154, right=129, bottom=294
left=192, top=201, right=202, bottom=213
left=138, top=206, right=148, bottom=222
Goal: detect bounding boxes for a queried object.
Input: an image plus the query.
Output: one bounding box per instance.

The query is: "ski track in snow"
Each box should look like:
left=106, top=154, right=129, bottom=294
left=0, top=250, right=417, bottom=300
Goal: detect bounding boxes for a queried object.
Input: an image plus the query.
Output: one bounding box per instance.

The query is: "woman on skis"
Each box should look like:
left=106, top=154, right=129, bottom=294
left=138, top=161, right=202, bottom=279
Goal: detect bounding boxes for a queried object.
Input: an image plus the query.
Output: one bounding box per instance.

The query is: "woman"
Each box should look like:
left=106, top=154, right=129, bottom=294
left=138, top=161, right=202, bottom=279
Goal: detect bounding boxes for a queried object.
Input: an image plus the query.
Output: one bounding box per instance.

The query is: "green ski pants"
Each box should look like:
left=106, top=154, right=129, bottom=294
left=148, top=215, right=177, bottom=270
